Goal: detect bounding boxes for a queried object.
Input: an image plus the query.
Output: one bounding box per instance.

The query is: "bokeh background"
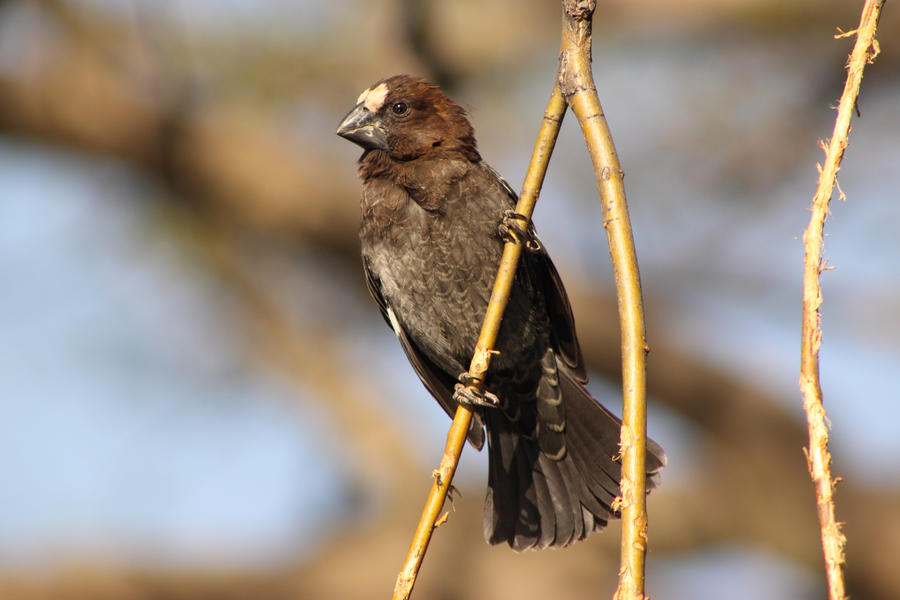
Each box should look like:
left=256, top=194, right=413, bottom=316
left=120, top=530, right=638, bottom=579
left=1, top=0, right=899, bottom=598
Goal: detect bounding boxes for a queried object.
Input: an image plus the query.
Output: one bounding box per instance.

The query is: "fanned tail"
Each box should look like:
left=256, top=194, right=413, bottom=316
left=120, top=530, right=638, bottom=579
left=483, top=352, right=665, bottom=550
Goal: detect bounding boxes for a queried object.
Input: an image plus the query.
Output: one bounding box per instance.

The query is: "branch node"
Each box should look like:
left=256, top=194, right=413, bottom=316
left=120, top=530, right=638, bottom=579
left=434, top=512, right=450, bottom=528
left=564, top=0, right=595, bottom=21
left=834, top=27, right=858, bottom=39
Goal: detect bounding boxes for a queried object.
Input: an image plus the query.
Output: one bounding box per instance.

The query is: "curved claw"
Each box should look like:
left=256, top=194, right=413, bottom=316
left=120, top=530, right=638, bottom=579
left=499, top=210, right=542, bottom=252
left=458, top=372, right=482, bottom=387
left=453, top=382, right=500, bottom=408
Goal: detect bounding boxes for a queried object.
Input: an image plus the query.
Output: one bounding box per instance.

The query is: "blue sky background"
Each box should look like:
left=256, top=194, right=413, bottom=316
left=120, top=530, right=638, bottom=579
left=1, top=1, right=897, bottom=598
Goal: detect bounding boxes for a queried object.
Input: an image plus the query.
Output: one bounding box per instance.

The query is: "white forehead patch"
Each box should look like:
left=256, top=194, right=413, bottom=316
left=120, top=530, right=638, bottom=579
left=356, top=82, right=389, bottom=112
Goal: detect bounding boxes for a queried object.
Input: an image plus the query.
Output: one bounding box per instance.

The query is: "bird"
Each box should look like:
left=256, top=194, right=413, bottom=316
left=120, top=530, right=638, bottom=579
left=336, top=74, right=665, bottom=551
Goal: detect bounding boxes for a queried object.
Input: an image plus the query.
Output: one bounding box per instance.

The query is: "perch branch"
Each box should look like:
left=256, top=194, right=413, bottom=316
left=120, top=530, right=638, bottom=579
left=392, top=88, right=567, bottom=600
left=557, top=1, right=649, bottom=598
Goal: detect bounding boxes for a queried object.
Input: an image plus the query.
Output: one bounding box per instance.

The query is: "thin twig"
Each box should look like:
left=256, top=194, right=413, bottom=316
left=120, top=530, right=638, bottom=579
left=800, top=2, right=884, bottom=600
left=556, top=2, right=650, bottom=598
left=392, top=88, right=567, bottom=600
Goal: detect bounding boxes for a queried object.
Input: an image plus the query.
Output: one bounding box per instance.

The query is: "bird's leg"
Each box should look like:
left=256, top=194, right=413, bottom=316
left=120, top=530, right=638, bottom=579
left=453, top=372, right=500, bottom=408
left=498, top=210, right=542, bottom=252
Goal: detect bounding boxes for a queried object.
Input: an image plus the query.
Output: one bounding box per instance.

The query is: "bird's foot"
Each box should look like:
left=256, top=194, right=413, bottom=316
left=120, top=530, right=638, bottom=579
left=498, top=210, right=542, bottom=252
left=454, top=383, right=500, bottom=408
left=453, top=373, right=500, bottom=408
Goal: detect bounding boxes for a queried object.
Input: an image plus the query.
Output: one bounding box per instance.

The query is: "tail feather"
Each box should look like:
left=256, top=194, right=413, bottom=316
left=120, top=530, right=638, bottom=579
left=538, top=451, right=577, bottom=546
left=484, top=432, right=542, bottom=550
left=529, top=465, right=556, bottom=548
left=483, top=352, right=666, bottom=550
left=560, top=371, right=623, bottom=507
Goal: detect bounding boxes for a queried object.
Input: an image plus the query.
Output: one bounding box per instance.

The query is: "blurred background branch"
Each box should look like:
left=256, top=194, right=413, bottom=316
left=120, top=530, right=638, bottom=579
left=1, top=1, right=898, bottom=599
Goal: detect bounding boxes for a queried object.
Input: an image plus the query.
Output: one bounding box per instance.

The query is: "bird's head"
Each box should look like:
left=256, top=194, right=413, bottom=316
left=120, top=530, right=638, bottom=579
left=336, top=75, right=478, bottom=162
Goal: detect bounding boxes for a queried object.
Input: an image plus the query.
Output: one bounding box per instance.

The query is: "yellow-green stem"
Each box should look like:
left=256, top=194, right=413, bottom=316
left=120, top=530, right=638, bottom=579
left=558, top=2, right=649, bottom=598
left=392, top=87, right=567, bottom=600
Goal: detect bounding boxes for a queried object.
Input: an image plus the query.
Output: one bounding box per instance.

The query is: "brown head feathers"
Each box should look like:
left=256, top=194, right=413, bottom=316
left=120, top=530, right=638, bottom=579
left=355, top=75, right=480, bottom=173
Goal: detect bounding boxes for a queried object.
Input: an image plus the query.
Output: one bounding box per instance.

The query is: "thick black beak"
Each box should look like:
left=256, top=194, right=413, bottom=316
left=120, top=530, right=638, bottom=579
left=336, top=104, right=389, bottom=151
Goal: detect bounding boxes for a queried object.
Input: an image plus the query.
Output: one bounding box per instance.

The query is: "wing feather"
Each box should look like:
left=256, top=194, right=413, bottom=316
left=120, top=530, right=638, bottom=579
left=481, top=162, right=587, bottom=383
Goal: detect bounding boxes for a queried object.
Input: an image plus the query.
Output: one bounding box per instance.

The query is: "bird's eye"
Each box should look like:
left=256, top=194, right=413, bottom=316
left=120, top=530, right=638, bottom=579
left=391, top=102, right=410, bottom=117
